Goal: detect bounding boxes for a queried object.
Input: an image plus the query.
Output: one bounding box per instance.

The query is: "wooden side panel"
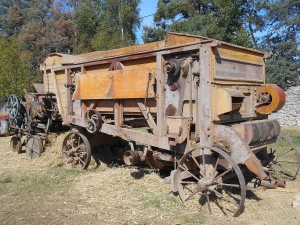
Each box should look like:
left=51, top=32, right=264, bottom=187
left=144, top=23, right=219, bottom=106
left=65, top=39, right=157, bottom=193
left=55, top=70, right=66, bottom=115
left=85, top=63, right=111, bottom=74
left=43, top=71, right=55, bottom=93
left=42, top=70, right=66, bottom=115
left=122, top=57, right=157, bottom=70
left=73, top=67, right=155, bottom=100
left=213, top=45, right=264, bottom=63
left=212, top=45, right=265, bottom=82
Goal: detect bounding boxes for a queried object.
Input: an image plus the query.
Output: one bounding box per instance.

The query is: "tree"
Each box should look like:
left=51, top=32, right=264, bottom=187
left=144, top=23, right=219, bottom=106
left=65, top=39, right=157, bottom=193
left=0, top=0, right=29, bottom=37
left=142, top=0, right=252, bottom=47
left=258, top=0, right=300, bottom=88
left=0, top=37, right=35, bottom=98
left=73, top=0, right=100, bottom=53
left=17, top=0, right=75, bottom=70
left=74, top=0, right=141, bottom=53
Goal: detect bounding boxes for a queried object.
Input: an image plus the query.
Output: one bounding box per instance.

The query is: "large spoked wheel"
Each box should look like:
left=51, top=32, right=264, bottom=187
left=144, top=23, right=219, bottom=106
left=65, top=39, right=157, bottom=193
left=10, top=136, right=22, bottom=154
left=62, top=132, right=91, bottom=169
left=266, top=135, right=300, bottom=181
left=25, top=136, right=43, bottom=159
left=7, top=94, right=20, bottom=119
left=173, top=146, right=246, bottom=217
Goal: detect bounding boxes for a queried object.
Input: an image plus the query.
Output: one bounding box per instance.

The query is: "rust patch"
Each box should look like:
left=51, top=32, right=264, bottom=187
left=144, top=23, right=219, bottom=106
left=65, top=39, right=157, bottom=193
left=165, top=104, right=177, bottom=116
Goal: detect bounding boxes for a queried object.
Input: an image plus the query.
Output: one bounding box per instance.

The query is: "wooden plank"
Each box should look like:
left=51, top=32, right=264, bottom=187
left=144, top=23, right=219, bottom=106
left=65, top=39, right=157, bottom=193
left=114, top=100, right=123, bottom=127
left=213, top=45, right=264, bottom=64
left=72, top=67, right=155, bottom=100
left=61, top=41, right=166, bottom=65
left=51, top=69, right=64, bottom=116
left=137, top=101, right=157, bottom=135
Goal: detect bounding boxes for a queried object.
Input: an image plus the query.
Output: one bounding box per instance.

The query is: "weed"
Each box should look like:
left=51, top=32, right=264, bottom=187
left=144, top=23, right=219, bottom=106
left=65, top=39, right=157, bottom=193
left=0, top=177, right=13, bottom=184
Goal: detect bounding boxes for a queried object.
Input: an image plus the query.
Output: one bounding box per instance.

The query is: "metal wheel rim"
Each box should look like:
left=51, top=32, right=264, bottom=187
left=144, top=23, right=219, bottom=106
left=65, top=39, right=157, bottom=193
left=267, top=135, right=300, bottom=181
left=25, top=136, right=43, bottom=159
left=174, top=146, right=246, bottom=217
left=7, top=94, right=19, bottom=119
left=62, top=132, right=91, bottom=169
left=10, top=136, right=22, bottom=154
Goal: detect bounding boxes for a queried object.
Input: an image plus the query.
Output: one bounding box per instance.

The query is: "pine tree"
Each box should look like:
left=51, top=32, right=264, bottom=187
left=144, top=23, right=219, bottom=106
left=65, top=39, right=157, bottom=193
left=142, top=0, right=252, bottom=47
left=74, top=0, right=141, bottom=53
left=259, top=0, right=300, bottom=88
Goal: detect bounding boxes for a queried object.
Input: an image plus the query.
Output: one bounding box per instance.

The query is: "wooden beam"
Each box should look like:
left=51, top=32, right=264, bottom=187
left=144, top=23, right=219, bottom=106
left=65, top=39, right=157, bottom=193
left=51, top=69, right=63, bottom=116
left=137, top=100, right=158, bottom=136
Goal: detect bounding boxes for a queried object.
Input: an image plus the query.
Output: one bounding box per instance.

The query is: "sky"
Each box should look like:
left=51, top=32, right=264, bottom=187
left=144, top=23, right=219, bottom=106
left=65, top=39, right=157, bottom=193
left=136, top=0, right=159, bottom=43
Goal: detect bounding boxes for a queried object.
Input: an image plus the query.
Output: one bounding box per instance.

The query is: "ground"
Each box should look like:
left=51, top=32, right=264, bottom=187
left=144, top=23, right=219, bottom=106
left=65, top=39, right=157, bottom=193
left=0, top=128, right=300, bottom=225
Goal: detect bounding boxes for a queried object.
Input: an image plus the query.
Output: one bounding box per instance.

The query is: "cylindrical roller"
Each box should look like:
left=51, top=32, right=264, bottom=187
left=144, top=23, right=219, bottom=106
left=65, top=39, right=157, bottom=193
left=276, top=180, right=286, bottom=188
left=123, top=150, right=144, bottom=166
left=261, top=179, right=278, bottom=189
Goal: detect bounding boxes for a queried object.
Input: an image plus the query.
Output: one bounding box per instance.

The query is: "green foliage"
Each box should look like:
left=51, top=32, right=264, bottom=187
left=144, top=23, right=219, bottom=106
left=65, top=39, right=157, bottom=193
left=143, top=0, right=299, bottom=88
left=0, top=37, right=35, bottom=98
left=74, top=0, right=141, bottom=53
left=73, top=1, right=100, bottom=53
left=258, top=0, right=300, bottom=88
left=142, top=0, right=253, bottom=47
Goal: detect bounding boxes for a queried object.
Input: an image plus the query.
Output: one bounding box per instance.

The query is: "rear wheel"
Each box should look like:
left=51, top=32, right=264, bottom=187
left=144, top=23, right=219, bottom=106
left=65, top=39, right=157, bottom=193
left=266, top=135, right=300, bottom=181
left=173, top=146, right=246, bottom=217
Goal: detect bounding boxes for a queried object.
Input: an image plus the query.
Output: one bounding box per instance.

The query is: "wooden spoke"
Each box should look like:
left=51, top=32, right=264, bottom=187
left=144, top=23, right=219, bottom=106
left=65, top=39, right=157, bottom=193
left=212, top=168, right=232, bottom=182
left=276, top=149, right=294, bottom=158
left=217, top=183, right=240, bottom=188
left=191, top=155, right=205, bottom=175
left=206, top=193, right=212, bottom=214
left=202, top=149, right=206, bottom=176
left=212, top=190, right=239, bottom=207
left=179, top=165, right=200, bottom=182
left=185, top=190, right=199, bottom=202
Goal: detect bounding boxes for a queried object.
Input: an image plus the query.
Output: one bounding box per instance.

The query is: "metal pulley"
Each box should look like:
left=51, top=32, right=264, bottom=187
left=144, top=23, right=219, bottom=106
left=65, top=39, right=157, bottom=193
left=256, top=84, right=286, bottom=115
left=84, top=109, right=102, bottom=133
left=164, top=58, right=180, bottom=76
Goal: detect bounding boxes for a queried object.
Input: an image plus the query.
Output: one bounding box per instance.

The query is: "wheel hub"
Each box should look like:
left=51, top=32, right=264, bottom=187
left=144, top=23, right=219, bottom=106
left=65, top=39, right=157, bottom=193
left=197, top=177, right=214, bottom=192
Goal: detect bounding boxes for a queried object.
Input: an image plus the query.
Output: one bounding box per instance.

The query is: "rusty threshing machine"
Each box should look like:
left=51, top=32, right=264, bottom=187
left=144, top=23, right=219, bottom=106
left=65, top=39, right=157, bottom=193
left=7, top=33, right=300, bottom=216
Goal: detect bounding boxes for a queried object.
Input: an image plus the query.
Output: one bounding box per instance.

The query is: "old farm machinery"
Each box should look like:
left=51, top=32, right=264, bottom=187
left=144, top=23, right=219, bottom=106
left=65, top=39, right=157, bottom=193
left=8, top=32, right=300, bottom=215
left=7, top=87, right=61, bottom=158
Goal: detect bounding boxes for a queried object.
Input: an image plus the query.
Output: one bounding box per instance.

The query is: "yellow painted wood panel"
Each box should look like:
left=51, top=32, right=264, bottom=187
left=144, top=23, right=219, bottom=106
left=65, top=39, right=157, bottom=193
left=213, top=45, right=264, bottom=64
left=73, top=67, right=155, bottom=100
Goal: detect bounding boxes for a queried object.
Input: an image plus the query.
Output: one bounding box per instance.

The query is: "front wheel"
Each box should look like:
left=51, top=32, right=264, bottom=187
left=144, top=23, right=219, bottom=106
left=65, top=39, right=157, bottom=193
left=62, top=132, right=91, bottom=169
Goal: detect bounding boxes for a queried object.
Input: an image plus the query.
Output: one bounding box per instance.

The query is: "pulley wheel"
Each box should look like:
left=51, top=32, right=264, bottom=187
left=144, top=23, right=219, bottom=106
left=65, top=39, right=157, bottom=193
left=7, top=94, right=20, bottom=119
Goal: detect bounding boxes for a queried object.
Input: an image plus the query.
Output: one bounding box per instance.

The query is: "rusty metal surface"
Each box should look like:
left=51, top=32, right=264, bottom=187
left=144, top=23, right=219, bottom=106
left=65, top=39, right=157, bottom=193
left=256, top=84, right=286, bottom=114
left=62, top=132, right=91, bottom=169
left=10, top=136, right=22, bottom=153
left=233, top=119, right=280, bottom=146
left=215, top=125, right=252, bottom=164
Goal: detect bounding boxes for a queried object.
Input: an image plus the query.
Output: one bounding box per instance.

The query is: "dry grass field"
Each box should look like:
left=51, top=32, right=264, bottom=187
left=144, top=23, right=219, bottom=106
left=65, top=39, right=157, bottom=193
left=0, top=127, right=300, bottom=225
